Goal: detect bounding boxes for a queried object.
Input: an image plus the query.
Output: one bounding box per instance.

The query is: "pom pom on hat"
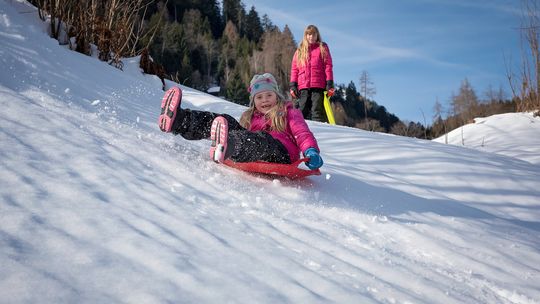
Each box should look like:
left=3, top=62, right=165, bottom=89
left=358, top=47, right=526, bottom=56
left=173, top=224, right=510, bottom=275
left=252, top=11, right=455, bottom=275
left=248, top=73, right=284, bottom=102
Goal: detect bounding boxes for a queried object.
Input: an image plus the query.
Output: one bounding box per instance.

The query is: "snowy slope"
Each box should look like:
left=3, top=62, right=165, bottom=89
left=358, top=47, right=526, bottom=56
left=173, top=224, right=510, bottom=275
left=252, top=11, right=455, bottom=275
left=434, top=112, right=540, bottom=165
left=1, top=1, right=540, bottom=303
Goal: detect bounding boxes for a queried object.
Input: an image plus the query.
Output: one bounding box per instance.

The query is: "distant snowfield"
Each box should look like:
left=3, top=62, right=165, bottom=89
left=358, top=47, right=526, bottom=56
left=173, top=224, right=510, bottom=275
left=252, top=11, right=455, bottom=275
left=434, top=112, right=540, bottom=165
left=1, top=1, right=539, bottom=303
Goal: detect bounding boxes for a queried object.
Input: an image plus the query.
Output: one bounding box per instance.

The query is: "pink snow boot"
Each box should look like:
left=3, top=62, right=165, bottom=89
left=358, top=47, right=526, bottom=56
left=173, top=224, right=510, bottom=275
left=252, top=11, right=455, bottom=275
left=158, top=87, right=182, bottom=132
left=209, top=116, right=229, bottom=163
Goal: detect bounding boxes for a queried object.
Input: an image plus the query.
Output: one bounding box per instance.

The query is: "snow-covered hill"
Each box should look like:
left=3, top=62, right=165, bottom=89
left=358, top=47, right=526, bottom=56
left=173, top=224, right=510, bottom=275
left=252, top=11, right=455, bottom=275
left=1, top=1, right=539, bottom=303
left=434, top=112, right=540, bottom=165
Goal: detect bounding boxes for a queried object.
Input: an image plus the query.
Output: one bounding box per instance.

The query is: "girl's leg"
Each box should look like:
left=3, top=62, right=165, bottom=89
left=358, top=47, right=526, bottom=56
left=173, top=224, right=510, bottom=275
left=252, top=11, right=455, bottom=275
left=174, top=110, right=290, bottom=164
left=309, top=89, right=326, bottom=122
left=173, top=109, right=241, bottom=140
left=227, top=130, right=291, bottom=164
left=296, top=89, right=312, bottom=120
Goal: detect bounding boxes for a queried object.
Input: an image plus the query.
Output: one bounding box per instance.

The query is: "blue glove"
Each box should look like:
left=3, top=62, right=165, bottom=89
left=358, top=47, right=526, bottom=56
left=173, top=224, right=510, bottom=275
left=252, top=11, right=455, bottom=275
left=304, top=148, right=323, bottom=170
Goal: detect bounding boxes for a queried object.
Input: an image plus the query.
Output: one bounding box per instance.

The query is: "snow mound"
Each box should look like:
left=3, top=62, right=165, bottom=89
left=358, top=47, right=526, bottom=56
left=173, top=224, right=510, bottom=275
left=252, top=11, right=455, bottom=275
left=434, top=112, right=540, bottom=165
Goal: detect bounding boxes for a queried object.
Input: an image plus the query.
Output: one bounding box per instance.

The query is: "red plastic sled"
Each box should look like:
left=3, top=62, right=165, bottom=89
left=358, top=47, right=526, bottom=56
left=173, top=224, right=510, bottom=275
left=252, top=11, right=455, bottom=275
left=222, top=158, right=321, bottom=179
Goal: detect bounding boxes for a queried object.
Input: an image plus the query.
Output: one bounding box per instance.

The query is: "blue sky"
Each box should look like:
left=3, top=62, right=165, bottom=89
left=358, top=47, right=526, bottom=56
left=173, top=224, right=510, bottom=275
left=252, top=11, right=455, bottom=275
left=241, top=0, right=522, bottom=123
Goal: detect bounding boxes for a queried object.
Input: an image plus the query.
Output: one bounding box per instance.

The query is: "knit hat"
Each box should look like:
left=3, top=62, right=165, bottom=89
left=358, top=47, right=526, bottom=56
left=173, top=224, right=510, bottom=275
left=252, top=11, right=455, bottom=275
left=248, top=73, right=284, bottom=103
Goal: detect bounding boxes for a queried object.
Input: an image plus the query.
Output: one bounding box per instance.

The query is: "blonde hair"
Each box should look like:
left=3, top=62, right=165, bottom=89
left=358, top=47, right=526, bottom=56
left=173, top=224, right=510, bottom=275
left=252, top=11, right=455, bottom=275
left=296, top=25, right=328, bottom=67
left=239, top=93, right=287, bottom=132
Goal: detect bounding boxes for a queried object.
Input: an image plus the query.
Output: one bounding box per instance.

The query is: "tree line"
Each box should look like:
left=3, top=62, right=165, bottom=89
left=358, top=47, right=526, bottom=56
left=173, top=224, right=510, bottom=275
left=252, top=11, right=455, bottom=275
left=28, top=0, right=538, bottom=139
left=430, top=79, right=517, bottom=139
left=27, top=0, right=412, bottom=134
left=429, top=0, right=540, bottom=140
left=138, top=0, right=297, bottom=106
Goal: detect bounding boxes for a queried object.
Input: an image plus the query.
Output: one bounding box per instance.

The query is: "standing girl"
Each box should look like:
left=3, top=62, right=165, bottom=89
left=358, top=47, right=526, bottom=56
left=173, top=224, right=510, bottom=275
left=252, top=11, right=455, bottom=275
left=290, top=24, right=335, bottom=122
left=158, top=73, right=323, bottom=169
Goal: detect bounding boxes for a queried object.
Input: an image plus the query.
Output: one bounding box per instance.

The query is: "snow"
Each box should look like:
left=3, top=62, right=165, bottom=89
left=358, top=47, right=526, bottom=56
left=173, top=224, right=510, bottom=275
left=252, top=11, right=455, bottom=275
left=207, top=86, right=220, bottom=94
left=434, top=112, right=540, bottom=165
left=1, top=1, right=539, bottom=303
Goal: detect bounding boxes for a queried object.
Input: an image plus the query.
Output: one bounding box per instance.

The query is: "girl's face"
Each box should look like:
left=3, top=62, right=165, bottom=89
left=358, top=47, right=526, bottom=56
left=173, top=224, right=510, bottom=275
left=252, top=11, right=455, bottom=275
left=254, top=91, right=278, bottom=114
left=306, top=32, right=318, bottom=44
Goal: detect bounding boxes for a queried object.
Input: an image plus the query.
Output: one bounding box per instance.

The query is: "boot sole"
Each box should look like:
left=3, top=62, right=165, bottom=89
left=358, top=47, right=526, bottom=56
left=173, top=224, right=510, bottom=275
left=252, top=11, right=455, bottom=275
left=158, top=87, right=182, bottom=132
left=209, top=117, right=228, bottom=163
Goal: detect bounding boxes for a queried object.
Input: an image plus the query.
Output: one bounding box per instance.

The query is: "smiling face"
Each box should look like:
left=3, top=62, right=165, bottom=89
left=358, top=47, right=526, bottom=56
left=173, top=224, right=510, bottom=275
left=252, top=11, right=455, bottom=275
left=253, top=90, right=278, bottom=114
left=307, top=32, right=318, bottom=44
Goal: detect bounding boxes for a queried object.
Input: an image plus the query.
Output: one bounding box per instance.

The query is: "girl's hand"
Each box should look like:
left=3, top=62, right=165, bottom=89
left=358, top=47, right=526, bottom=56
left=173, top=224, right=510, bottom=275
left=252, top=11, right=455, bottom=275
left=327, top=88, right=335, bottom=97
left=304, top=148, right=323, bottom=169
left=290, top=82, right=299, bottom=99
left=326, top=80, right=334, bottom=97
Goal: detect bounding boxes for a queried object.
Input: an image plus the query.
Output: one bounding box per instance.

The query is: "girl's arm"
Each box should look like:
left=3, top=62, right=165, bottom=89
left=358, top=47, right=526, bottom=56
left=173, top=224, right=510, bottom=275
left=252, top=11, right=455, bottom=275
left=324, top=44, right=334, bottom=83
left=290, top=50, right=299, bottom=84
left=287, top=108, right=320, bottom=153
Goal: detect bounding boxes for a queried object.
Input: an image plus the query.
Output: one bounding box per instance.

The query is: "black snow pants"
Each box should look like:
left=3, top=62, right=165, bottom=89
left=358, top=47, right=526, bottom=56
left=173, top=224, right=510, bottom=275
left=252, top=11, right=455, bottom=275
left=172, top=109, right=291, bottom=164
left=295, top=88, right=327, bottom=123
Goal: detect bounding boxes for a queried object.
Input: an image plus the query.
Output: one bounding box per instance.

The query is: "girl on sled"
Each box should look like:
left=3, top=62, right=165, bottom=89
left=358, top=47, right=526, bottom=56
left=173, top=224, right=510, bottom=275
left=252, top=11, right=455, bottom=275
left=158, top=73, right=323, bottom=170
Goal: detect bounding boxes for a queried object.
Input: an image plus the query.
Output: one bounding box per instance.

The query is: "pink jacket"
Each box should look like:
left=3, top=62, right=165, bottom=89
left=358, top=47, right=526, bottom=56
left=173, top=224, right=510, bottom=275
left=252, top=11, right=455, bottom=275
left=248, top=102, right=320, bottom=162
left=290, top=43, right=333, bottom=90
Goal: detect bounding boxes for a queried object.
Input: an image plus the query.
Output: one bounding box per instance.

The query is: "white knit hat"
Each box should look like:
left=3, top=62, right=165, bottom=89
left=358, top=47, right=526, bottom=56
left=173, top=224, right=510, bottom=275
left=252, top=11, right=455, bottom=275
left=248, top=73, right=284, bottom=103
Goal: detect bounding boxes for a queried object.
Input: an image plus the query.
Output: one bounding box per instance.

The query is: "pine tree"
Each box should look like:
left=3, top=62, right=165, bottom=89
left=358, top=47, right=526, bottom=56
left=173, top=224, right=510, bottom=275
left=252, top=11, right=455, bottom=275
left=345, top=81, right=359, bottom=103
left=245, top=6, right=263, bottom=43
left=226, top=71, right=250, bottom=105
left=195, top=0, right=223, bottom=38
left=219, top=21, right=240, bottom=84
left=162, top=22, right=184, bottom=70
left=261, top=14, right=277, bottom=32
left=222, top=0, right=246, bottom=36
left=180, top=9, right=217, bottom=89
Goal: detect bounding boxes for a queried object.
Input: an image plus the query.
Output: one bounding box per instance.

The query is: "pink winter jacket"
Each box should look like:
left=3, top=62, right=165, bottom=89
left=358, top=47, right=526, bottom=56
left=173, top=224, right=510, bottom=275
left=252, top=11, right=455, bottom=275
left=290, top=42, right=333, bottom=90
left=248, top=102, right=320, bottom=163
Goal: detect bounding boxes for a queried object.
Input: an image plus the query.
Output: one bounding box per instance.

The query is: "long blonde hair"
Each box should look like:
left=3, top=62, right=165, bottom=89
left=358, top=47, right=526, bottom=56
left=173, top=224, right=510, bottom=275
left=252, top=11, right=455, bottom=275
left=240, top=94, right=287, bottom=132
left=296, top=25, right=328, bottom=67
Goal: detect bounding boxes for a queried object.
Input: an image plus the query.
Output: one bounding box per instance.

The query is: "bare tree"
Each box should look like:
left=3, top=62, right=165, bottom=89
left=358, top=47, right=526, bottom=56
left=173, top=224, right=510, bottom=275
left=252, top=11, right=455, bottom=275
left=359, top=70, right=376, bottom=129
left=390, top=121, right=423, bottom=138
left=484, top=84, right=507, bottom=103
left=357, top=118, right=384, bottom=132
left=251, top=27, right=295, bottom=96
left=451, top=78, right=478, bottom=124
left=507, top=0, right=540, bottom=112
left=30, top=0, right=155, bottom=68
left=431, top=98, right=448, bottom=139
left=433, top=98, right=444, bottom=121
left=221, top=21, right=240, bottom=84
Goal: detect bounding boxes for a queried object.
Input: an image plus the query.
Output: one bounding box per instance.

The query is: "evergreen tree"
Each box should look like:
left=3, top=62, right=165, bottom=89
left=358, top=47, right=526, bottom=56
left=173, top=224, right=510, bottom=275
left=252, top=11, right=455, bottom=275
left=161, top=22, right=187, bottom=74
left=261, top=14, right=277, bottom=32
left=245, top=6, right=263, bottom=43
left=180, top=9, right=216, bottom=89
left=226, top=71, right=250, bottom=105
left=375, top=105, right=399, bottom=132
left=195, top=0, right=223, bottom=38
left=218, top=21, right=240, bottom=85
left=345, top=81, right=359, bottom=103
left=334, top=81, right=359, bottom=126
left=222, top=0, right=246, bottom=36
left=280, top=25, right=297, bottom=83
left=330, top=85, right=347, bottom=125
left=178, top=52, right=193, bottom=85
left=139, top=6, right=190, bottom=83
left=166, top=0, right=223, bottom=38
